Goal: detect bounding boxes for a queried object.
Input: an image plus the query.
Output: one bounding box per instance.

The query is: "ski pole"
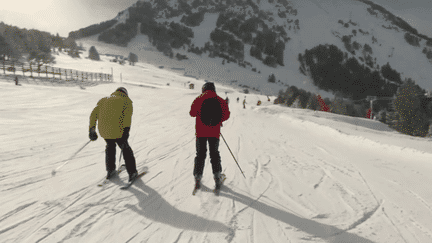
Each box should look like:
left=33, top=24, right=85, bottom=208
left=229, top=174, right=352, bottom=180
left=220, top=133, right=245, bottom=178
left=51, top=140, right=91, bottom=176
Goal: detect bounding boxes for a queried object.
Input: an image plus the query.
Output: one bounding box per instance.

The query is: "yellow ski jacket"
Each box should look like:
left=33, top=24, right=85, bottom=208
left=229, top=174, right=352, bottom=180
left=89, top=91, right=133, bottom=139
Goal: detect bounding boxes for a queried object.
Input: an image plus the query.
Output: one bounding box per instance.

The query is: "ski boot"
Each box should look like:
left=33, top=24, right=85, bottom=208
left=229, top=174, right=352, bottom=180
left=129, top=171, right=138, bottom=182
left=106, top=170, right=117, bottom=180
left=192, top=175, right=202, bottom=195
left=194, top=175, right=202, bottom=190
left=214, top=172, right=222, bottom=195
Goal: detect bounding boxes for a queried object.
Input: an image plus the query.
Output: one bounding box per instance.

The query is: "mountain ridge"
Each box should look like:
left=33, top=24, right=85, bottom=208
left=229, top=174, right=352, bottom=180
left=70, top=0, right=432, bottom=98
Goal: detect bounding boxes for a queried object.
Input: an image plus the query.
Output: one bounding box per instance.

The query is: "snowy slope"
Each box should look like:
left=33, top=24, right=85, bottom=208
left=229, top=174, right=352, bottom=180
left=289, top=0, right=432, bottom=92
left=2, top=51, right=432, bottom=243
left=74, top=0, right=432, bottom=101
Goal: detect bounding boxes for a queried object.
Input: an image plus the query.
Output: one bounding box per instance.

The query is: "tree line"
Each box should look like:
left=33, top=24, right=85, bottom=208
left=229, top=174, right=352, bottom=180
left=274, top=78, right=432, bottom=137
left=69, top=20, right=117, bottom=40
left=287, top=43, right=432, bottom=137
left=298, top=44, right=402, bottom=101
left=72, top=0, right=292, bottom=72
left=98, top=21, right=138, bottom=47
left=0, top=22, right=82, bottom=68
left=94, top=1, right=194, bottom=58
left=215, top=13, right=287, bottom=67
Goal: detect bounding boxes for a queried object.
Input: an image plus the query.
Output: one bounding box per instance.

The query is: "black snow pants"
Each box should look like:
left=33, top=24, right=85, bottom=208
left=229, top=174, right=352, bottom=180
left=105, top=138, right=137, bottom=175
left=193, top=137, right=221, bottom=178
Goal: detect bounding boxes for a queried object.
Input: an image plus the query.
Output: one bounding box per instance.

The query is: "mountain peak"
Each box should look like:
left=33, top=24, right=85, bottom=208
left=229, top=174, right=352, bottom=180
left=71, top=0, right=432, bottom=98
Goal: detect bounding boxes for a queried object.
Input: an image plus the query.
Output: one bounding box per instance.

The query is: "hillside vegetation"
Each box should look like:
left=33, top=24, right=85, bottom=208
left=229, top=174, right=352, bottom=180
left=8, top=0, right=427, bottom=137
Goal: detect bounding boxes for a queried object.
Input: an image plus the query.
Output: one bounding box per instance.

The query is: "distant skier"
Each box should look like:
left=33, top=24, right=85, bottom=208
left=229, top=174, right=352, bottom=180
left=237, top=97, right=239, bottom=103
left=366, top=108, right=372, bottom=119
left=225, top=97, right=229, bottom=104
left=89, top=87, right=138, bottom=182
left=243, top=98, right=247, bottom=109
left=190, top=82, right=230, bottom=192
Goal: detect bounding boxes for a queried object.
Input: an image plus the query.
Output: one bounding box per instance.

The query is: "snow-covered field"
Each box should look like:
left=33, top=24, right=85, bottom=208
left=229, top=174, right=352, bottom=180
left=2, top=49, right=432, bottom=243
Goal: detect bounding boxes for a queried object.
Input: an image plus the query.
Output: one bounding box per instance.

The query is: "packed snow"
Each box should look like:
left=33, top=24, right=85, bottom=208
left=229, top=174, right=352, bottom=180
left=2, top=43, right=432, bottom=243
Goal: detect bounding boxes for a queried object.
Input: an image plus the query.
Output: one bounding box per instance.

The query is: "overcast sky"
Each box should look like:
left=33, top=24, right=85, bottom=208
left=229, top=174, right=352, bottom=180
left=0, top=0, right=137, bottom=37
left=1, top=0, right=431, bottom=38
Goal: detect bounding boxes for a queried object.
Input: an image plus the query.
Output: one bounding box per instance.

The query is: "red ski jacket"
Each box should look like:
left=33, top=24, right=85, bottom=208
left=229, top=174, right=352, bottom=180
left=190, top=90, right=230, bottom=138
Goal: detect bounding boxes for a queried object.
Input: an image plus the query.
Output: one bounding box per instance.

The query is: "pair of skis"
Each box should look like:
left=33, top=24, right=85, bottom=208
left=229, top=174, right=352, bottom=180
left=97, top=164, right=126, bottom=187
left=192, top=173, right=226, bottom=196
left=98, top=168, right=224, bottom=195
left=120, top=171, right=147, bottom=190
left=97, top=164, right=147, bottom=190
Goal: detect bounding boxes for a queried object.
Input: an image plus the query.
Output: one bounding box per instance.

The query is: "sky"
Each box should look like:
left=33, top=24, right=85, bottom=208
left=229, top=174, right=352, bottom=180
left=0, top=0, right=138, bottom=37
left=1, top=0, right=432, bottom=38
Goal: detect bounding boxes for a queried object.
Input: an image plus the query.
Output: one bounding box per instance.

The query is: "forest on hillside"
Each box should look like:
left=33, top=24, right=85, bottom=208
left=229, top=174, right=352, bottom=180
left=79, top=0, right=292, bottom=69
left=69, top=20, right=118, bottom=40
left=298, top=44, right=401, bottom=100
left=0, top=22, right=81, bottom=66
left=279, top=43, right=432, bottom=137
left=63, top=0, right=432, bottom=137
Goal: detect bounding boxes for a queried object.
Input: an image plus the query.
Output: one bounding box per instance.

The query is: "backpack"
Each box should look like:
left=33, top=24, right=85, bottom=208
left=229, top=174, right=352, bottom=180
left=200, top=97, right=222, bottom=126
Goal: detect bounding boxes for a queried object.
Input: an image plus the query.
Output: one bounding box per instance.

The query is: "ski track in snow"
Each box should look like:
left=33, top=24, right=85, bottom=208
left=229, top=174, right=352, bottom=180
left=2, top=46, right=432, bottom=243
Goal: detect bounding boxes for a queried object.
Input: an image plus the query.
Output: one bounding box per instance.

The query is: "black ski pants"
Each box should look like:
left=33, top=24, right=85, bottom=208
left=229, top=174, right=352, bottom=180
left=105, top=138, right=137, bottom=175
left=193, top=137, right=221, bottom=178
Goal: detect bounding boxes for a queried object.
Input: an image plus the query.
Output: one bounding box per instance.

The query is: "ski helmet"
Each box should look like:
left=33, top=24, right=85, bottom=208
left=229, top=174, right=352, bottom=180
left=202, top=82, right=216, bottom=93
left=116, top=87, right=128, bottom=96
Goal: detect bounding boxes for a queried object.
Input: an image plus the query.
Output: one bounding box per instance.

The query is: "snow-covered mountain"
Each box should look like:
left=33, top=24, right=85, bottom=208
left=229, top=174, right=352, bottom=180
left=72, top=0, right=432, bottom=98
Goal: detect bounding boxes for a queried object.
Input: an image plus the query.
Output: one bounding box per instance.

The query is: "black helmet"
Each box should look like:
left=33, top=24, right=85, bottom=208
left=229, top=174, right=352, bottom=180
left=202, top=82, right=215, bottom=93
left=116, top=87, right=128, bottom=96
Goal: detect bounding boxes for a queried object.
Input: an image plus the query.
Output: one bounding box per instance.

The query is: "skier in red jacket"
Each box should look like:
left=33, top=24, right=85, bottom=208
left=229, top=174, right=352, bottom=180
left=190, top=82, right=230, bottom=192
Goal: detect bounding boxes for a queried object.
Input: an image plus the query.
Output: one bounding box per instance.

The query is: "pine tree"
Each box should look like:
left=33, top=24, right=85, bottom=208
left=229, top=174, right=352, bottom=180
left=274, top=89, right=288, bottom=105
left=275, top=41, right=285, bottom=66
left=377, top=109, right=388, bottom=124
left=393, top=79, right=429, bottom=136
left=331, top=98, right=348, bottom=115
left=128, top=52, right=138, bottom=65
left=426, top=122, right=432, bottom=137
left=285, top=86, right=299, bottom=106
left=386, top=101, right=399, bottom=127
left=306, top=94, right=320, bottom=110
left=52, top=33, right=64, bottom=51
left=28, top=35, right=55, bottom=68
left=0, top=35, right=11, bottom=59
left=381, top=62, right=401, bottom=83
left=64, top=38, right=80, bottom=57
left=89, top=46, right=100, bottom=61
left=268, top=73, right=276, bottom=83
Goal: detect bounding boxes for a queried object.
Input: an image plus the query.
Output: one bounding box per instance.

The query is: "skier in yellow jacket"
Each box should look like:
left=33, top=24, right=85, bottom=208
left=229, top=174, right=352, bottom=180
left=89, top=87, right=138, bottom=182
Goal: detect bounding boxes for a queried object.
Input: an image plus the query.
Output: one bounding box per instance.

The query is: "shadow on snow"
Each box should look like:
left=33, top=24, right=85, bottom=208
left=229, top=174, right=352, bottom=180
left=124, top=180, right=231, bottom=233
left=218, top=185, right=376, bottom=243
left=122, top=179, right=375, bottom=242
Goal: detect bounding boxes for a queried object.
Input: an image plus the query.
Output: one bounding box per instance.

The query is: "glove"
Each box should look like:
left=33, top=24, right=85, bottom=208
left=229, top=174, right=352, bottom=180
left=89, top=127, right=98, bottom=141
left=122, top=127, right=130, bottom=140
